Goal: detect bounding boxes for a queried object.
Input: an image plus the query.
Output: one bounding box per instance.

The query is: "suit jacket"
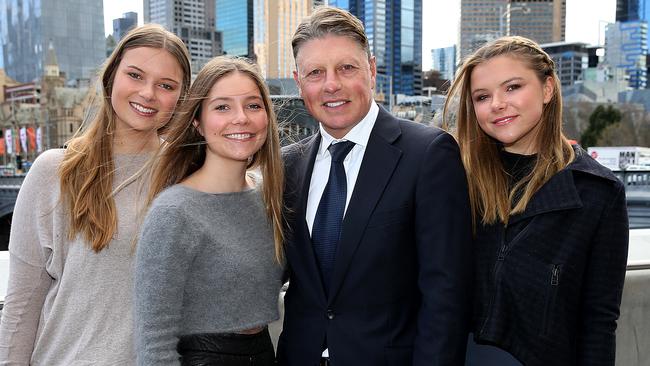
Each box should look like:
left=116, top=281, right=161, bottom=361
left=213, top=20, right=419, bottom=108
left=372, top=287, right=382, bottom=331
left=277, top=105, right=473, bottom=366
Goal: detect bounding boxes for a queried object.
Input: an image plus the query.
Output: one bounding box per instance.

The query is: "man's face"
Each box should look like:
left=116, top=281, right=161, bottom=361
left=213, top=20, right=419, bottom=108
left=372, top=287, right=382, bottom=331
left=293, top=35, right=376, bottom=139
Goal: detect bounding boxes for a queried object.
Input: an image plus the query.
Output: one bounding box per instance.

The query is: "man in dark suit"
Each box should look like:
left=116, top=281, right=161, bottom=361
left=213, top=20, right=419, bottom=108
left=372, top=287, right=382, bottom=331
left=277, top=6, right=472, bottom=366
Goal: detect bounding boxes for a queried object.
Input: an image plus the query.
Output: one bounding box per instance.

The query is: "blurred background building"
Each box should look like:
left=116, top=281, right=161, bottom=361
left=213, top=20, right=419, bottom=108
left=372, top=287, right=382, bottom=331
left=0, top=0, right=106, bottom=84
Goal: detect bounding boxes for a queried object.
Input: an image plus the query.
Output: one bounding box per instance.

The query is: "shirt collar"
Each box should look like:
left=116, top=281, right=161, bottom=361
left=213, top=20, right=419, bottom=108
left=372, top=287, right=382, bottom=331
left=318, top=101, right=379, bottom=156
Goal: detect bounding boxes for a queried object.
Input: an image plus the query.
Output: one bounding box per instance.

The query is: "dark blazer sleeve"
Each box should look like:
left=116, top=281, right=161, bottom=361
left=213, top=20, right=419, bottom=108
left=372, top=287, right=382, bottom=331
left=577, top=182, right=629, bottom=365
left=413, top=131, right=473, bottom=366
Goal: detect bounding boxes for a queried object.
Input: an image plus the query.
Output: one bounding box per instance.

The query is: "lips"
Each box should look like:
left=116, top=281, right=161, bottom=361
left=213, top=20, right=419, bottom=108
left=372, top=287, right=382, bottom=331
left=493, top=115, right=517, bottom=126
left=224, top=133, right=255, bottom=140
left=130, top=102, right=157, bottom=115
left=323, top=100, right=348, bottom=108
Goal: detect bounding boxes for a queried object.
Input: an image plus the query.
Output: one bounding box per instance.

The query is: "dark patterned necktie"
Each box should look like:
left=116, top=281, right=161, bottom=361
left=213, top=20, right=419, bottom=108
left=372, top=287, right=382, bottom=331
left=312, top=140, right=355, bottom=294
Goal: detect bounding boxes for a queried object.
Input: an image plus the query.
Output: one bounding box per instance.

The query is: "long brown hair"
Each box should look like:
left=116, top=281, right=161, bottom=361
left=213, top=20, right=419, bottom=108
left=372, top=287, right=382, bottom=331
left=444, top=36, right=574, bottom=226
left=147, top=56, right=285, bottom=263
left=58, top=24, right=191, bottom=252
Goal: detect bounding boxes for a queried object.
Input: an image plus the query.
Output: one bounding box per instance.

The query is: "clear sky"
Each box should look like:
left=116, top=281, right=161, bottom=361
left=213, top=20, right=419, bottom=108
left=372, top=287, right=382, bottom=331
left=103, top=0, right=617, bottom=71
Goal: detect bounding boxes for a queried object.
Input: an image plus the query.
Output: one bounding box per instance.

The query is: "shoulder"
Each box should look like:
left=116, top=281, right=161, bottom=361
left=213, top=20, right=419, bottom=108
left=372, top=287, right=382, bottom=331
left=394, top=119, right=457, bottom=152
left=26, top=149, right=65, bottom=180
left=148, top=184, right=200, bottom=213
left=18, top=149, right=65, bottom=198
left=282, top=134, right=318, bottom=158
left=568, top=146, right=622, bottom=188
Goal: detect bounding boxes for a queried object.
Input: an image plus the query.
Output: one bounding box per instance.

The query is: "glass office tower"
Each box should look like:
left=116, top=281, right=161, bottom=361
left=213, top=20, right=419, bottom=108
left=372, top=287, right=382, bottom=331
left=0, top=0, right=105, bottom=83
left=329, top=0, right=423, bottom=96
left=216, top=0, right=254, bottom=59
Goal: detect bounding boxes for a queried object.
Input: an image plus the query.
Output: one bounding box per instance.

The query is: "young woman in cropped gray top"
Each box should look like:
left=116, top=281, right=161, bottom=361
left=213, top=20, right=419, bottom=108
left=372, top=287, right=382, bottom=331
left=135, top=57, right=285, bottom=366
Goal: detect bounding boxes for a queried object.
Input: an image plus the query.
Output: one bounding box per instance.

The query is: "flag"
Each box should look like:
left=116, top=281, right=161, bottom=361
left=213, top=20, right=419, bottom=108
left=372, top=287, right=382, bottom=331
left=36, top=127, right=43, bottom=153
left=5, top=129, right=13, bottom=155
left=27, top=127, right=36, bottom=152
left=19, top=127, right=27, bottom=153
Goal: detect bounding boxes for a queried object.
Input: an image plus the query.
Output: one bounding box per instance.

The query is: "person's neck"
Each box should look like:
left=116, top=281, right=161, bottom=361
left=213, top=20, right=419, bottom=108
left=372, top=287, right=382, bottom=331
left=113, top=129, right=159, bottom=154
left=182, top=155, right=251, bottom=194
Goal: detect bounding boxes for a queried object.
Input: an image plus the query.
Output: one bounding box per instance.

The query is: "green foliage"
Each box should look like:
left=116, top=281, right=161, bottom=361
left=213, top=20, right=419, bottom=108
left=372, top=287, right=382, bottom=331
left=580, top=105, right=622, bottom=148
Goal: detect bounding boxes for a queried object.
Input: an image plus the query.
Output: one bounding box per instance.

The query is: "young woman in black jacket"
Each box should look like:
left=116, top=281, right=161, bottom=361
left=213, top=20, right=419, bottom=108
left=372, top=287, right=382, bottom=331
left=444, top=36, right=629, bottom=366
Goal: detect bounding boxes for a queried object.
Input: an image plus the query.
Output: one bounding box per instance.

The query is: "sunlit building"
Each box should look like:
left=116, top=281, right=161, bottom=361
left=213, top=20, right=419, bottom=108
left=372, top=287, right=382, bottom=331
left=144, top=0, right=222, bottom=72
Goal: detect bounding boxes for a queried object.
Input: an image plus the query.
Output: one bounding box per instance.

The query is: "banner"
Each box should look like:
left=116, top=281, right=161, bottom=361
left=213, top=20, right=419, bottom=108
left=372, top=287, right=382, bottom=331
left=27, top=127, right=36, bottom=152
left=36, top=127, right=43, bottom=153
left=19, top=127, right=27, bottom=153
left=5, top=129, right=13, bottom=155
left=0, top=137, right=5, bottom=155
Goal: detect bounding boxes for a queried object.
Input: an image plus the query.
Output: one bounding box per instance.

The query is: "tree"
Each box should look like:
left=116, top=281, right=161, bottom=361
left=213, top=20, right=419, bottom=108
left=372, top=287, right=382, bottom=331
left=579, top=105, right=622, bottom=148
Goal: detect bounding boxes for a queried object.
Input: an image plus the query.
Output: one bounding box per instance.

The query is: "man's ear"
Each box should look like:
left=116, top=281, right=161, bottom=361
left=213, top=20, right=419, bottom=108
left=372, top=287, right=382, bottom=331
left=293, top=70, right=302, bottom=97
left=193, top=119, right=204, bottom=137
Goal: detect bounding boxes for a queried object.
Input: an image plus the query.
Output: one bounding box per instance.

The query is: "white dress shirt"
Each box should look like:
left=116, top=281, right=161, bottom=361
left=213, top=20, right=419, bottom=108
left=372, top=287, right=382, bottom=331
left=306, top=102, right=379, bottom=235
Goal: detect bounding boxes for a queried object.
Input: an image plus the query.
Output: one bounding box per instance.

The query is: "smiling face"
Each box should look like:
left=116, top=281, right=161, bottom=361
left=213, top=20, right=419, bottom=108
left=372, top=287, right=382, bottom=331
left=110, top=46, right=183, bottom=137
left=293, top=35, right=376, bottom=139
left=196, top=71, right=268, bottom=166
left=470, top=55, right=554, bottom=155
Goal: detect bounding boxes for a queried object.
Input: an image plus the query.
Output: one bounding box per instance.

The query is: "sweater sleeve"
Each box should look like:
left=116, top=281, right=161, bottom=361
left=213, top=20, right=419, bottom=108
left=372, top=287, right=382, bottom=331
left=134, top=197, right=200, bottom=366
left=0, top=150, right=60, bottom=364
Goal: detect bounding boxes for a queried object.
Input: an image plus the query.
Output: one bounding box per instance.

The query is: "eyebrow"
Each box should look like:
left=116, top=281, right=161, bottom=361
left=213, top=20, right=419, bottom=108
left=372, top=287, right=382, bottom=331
left=208, top=95, right=263, bottom=104
left=125, top=64, right=180, bottom=85
left=471, top=77, right=524, bottom=94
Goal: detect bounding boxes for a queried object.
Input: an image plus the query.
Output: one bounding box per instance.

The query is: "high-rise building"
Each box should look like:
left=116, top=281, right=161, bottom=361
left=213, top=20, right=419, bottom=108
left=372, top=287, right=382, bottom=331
left=605, top=21, right=648, bottom=89
left=216, top=0, right=255, bottom=59
left=113, top=12, right=138, bottom=43
left=460, top=0, right=565, bottom=62
left=509, top=0, right=565, bottom=44
left=431, top=46, right=456, bottom=81
left=254, top=0, right=313, bottom=79
left=329, top=0, right=423, bottom=97
left=541, top=41, right=587, bottom=87
left=616, top=0, right=650, bottom=22
left=459, top=0, right=508, bottom=62
left=144, top=0, right=222, bottom=72
left=0, top=0, right=105, bottom=83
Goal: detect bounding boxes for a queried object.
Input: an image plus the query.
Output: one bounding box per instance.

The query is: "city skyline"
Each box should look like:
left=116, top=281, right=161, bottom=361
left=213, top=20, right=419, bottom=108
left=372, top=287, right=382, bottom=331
left=104, top=0, right=616, bottom=71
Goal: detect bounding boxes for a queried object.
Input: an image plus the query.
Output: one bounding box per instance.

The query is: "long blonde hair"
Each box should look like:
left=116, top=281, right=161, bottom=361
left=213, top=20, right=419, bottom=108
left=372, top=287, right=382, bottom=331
left=444, top=36, right=574, bottom=226
left=147, top=56, right=285, bottom=263
left=58, top=24, right=191, bottom=252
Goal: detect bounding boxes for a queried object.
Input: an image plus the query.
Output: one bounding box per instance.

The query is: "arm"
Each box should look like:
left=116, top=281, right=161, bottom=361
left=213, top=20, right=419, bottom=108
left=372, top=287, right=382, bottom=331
left=134, top=201, right=198, bottom=366
left=0, top=151, right=59, bottom=364
left=577, top=183, right=629, bottom=365
left=0, top=255, right=51, bottom=364
left=413, top=132, right=473, bottom=366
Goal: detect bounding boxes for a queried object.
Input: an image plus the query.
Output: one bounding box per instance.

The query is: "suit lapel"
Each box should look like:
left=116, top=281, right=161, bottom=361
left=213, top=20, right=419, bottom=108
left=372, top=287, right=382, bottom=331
left=328, top=107, right=402, bottom=303
left=289, top=133, right=329, bottom=301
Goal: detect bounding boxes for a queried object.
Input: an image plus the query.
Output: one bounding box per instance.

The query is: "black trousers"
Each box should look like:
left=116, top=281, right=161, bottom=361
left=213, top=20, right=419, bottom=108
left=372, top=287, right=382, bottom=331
left=178, top=328, right=275, bottom=366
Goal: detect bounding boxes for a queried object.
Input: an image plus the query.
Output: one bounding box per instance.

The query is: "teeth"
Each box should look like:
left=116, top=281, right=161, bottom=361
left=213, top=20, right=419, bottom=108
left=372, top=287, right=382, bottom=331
left=225, top=133, right=252, bottom=140
left=130, top=102, right=156, bottom=114
left=325, top=101, right=346, bottom=107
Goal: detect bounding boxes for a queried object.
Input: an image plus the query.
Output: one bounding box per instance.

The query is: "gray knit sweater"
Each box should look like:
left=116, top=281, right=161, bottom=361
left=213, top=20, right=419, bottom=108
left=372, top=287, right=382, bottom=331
left=134, top=183, right=284, bottom=366
left=0, top=149, right=150, bottom=366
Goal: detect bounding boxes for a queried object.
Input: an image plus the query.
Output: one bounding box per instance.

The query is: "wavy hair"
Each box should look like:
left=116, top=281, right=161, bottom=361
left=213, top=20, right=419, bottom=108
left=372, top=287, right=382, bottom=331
left=58, top=24, right=191, bottom=252
left=146, top=56, right=285, bottom=263
left=444, top=36, right=574, bottom=226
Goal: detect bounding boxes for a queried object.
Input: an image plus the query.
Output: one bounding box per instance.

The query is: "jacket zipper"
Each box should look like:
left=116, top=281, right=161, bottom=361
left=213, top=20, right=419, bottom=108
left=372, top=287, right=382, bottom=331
left=480, top=223, right=508, bottom=336
left=542, top=264, right=561, bottom=336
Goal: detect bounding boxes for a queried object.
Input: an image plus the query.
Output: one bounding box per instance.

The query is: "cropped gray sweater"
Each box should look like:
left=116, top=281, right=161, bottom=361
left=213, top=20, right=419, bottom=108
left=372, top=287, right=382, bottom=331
left=134, top=183, right=284, bottom=366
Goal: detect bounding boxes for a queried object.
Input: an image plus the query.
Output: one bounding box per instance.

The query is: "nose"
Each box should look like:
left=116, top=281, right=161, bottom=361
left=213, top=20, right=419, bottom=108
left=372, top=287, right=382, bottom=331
left=232, top=105, right=250, bottom=125
left=491, top=94, right=506, bottom=111
left=323, top=72, right=342, bottom=94
left=139, top=82, right=156, bottom=101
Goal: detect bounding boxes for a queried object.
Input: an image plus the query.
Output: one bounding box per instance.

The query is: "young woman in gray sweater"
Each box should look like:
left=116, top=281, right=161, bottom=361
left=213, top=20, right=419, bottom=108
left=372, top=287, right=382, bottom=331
left=135, top=56, right=285, bottom=366
left=0, top=25, right=191, bottom=365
